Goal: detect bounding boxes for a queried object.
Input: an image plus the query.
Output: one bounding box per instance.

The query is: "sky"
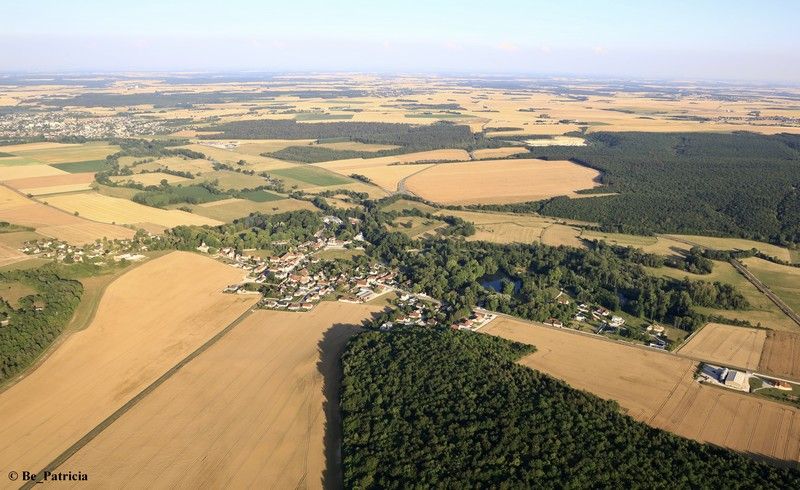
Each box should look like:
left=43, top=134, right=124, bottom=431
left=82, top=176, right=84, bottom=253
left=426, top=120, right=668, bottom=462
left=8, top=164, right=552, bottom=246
left=2, top=0, right=799, bottom=82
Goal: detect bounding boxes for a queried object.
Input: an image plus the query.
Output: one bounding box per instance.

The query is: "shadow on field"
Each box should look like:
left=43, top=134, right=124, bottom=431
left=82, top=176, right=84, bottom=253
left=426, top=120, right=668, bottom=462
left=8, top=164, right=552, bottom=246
left=317, top=322, right=361, bottom=490
left=318, top=310, right=386, bottom=490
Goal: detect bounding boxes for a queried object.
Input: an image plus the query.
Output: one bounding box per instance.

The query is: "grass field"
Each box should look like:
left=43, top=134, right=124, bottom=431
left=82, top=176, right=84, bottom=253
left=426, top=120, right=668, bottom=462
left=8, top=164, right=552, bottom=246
left=198, top=170, right=267, bottom=190
left=237, top=189, right=284, bottom=202
left=404, top=159, right=600, bottom=205
left=137, top=156, right=216, bottom=175
left=436, top=209, right=560, bottom=244
left=759, top=331, right=800, bottom=381
left=55, top=302, right=381, bottom=488
left=0, top=280, right=36, bottom=307
left=483, top=317, right=800, bottom=466
left=270, top=165, right=352, bottom=187
left=110, top=172, right=190, bottom=186
left=677, top=323, right=766, bottom=369
left=379, top=198, right=438, bottom=213
left=0, top=252, right=258, bottom=473
left=740, top=257, right=800, bottom=312
left=387, top=216, right=446, bottom=238
left=185, top=198, right=316, bottom=222
left=647, top=260, right=798, bottom=331
left=42, top=192, right=222, bottom=228
left=471, top=147, right=529, bottom=159
left=668, top=235, right=794, bottom=263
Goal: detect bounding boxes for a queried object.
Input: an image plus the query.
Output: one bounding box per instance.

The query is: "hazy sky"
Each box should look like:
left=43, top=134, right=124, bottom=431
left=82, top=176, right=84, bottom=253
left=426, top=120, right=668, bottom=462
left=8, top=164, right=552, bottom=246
left=2, top=0, right=799, bottom=82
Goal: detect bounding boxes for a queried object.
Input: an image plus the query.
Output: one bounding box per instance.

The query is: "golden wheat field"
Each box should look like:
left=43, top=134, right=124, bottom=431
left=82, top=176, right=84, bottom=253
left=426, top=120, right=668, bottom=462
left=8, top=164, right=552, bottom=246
left=42, top=192, right=222, bottom=228
left=0, top=186, right=134, bottom=244
left=54, top=302, right=381, bottom=489
left=404, top=159, right=600, bottom=205
left=677, top=323, right=766, bottom=370
left=483, top=317, right=800, bottom=466
left=0, top=252, right=258, bottom=474
left=759, top=331, right=800, bottom=380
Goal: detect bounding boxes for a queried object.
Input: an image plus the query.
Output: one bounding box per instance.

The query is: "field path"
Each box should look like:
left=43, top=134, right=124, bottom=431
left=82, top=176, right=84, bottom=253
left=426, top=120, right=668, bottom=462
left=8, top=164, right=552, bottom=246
left=21, top=304, right=258, bottom=489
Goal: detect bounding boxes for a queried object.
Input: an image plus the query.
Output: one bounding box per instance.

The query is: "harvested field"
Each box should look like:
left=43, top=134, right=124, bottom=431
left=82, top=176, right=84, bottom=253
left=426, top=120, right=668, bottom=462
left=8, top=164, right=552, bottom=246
left=3, top=142, right=118, bottom=164
left=0, top=164, right=66, bottom=180
left=0, top=252, right=258, bottom=473
left=110, top=172, right=189, bottom=186
left=318, top=158, right=433, bottom=192
left=387, top=216, right=446, bottom=238
left=759, top=331, right=800, bottom=380
left=404, top=159, right=600, bottom=205
left=4, top=172, right=95, bottom=192
left=435, top=209, right=560, bottom=244
left=483, top=317, right=800, bottom=466
left=55, top=302, right=381, bottom=488
left=42, top=192, right=222, bottom=228
left=677, top=323, right=766, bottom=369
left=540, top=223, right=583, bottom=247
left=0, top=186, right=134, bottom=244
left=395, top=149, right=470, bottom=163
left=471, top=147, right=530, bottom=159
left=525, top=136, right=587, bottom=146
left=136, top=157, right=216, bottom=174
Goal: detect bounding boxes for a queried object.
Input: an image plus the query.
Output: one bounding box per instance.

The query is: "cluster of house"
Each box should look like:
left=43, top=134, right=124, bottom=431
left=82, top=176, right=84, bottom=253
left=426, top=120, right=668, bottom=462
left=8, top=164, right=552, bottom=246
left=20, top=239, right=147, bottom=264
left=214, top=227, right=389, bottom=312
left=0, top=112, right=168, bottom=139
left=451, top=309, right=497, bottom=331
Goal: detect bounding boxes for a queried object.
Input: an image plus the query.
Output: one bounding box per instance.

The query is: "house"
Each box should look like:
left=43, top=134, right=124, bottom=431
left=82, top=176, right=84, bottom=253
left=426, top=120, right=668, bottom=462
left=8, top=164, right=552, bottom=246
left=609, top=316, right=625, bottom=327
left=545, top=318, right=564, bottom=328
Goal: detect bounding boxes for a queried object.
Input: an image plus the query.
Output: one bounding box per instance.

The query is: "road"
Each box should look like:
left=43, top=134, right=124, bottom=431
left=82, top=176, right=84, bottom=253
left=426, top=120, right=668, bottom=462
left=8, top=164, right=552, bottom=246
left=729, top=258, right=800, bottom=328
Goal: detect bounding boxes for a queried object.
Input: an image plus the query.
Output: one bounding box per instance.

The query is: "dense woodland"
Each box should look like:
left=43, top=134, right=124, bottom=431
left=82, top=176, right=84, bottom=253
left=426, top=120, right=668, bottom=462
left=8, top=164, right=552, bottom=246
left=341, top=328, right=800, bottom=488
left=477, top=132, right=800, bottom=244
left=365, top=229, right=746, bottom=331
left=0, top=266, right=83, bottom=382
left=200, top=120, right=495, bottom=151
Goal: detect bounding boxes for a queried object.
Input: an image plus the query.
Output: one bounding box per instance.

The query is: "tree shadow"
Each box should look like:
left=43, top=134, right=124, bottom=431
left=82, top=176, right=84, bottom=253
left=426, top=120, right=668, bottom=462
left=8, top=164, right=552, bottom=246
left=317, top=310, right=384, bottom=489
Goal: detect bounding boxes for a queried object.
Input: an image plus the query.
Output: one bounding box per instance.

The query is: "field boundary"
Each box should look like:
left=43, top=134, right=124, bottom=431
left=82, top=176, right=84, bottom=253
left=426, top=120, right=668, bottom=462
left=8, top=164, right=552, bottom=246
left=20, top=303, right=258, bottom=489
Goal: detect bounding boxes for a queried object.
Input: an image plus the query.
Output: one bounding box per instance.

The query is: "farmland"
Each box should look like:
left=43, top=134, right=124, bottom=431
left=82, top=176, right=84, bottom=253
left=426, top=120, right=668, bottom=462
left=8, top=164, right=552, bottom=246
left=0, top=186, right=135, bottom=244
left=0, top=252, right=257, bottom=473
left=403, top=159, right=600, bottom=205
left=483, top=317, right=800, bottom=466
left=42, top=192, right=222, bottom=228
left=759, top=331, right=800, bottom=380
left=183, top=197, right=316, bottom=222
left=740, top=257, right=800, bottom=312
left=54, top=302, right=380, bottom=488
left=677, top=323, right=766, bottom=370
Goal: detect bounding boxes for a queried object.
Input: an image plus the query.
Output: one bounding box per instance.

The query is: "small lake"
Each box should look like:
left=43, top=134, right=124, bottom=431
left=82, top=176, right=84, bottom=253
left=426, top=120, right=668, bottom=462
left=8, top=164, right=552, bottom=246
left=480, top=271, right=521, bottom=294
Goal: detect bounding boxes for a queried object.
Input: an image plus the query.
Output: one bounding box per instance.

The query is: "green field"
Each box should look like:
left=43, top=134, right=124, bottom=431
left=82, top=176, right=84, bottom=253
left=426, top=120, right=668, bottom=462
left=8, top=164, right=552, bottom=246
left=239, top=190, right=284, bottom=202
left=51, top=160, right=109, bottom=173
left=0, top=156, right=40, bottom=166
left=270, top=165, right=351, bottom=187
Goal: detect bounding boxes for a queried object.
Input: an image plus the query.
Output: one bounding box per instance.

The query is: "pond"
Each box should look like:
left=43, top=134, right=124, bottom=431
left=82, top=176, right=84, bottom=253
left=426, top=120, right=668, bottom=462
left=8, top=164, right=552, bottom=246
left=480, top=271, right=521, bottom=294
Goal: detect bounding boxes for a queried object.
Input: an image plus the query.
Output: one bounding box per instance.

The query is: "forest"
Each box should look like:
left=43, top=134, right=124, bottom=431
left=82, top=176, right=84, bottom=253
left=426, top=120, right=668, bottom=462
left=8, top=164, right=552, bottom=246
left=340, top=328, right=800, bottom=488
left=477, top=131, right=800, bottom=244
left=199, top=120, right=495, bottom=151
left=0, top=265, right=83, bottom=383
left=365, top=232, right=747, bottom=331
